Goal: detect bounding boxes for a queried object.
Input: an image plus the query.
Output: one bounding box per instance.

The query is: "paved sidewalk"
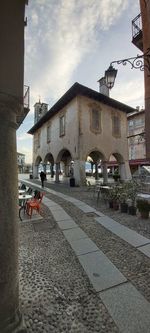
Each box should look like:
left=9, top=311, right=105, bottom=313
left=19, top=179, right=150, bottom=333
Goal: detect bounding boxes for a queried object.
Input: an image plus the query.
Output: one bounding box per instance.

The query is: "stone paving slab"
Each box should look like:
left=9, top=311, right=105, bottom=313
left=43, top=198, right=59, bottom=208
left=70, top=238, right=99, bottom=256
left=50, top=208, right=71, bottom=222
left=78, top=251, right=126, bottom=292
left=57, top=219, right=77, bottom=230
left=76, top=204, right=97, bottom=213
left=63, top=227, right=87, bottom=242
left=100, top=282, right=150, bottom=333
left=94, top=211, right=106, bottom=217
left=138, top=243, right=150, bottom=258
left=95, top=216, right=150, bottom=248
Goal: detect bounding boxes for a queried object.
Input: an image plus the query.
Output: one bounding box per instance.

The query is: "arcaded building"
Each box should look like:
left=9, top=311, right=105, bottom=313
left=28, top=82, right=135, bottom=186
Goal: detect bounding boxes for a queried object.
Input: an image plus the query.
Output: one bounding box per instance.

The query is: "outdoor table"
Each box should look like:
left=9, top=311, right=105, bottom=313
left=137, top=193, right=150, bottom=203
left=18, top=194, right=32, bottom=221
left=97, top=185, right=112, bottom=204
left=19, top=189, right=26, bottom=195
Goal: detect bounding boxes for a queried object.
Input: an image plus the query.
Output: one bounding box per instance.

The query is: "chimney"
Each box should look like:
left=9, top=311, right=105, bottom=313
left=97, top=77, right=109, bottom=97
left=136, top=106, right=140, bottom=112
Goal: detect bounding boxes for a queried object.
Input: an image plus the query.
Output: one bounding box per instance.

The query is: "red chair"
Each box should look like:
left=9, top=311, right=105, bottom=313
left=26, top=192, right=44, bottom=218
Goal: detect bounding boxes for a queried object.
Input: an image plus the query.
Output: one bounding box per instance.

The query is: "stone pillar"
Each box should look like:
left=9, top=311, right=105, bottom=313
left=112, top=166, right=115, bottom=174
left=95, top=163, right=99, bottom=180
left=102, top=161, right=108, bottom=184
left=138, top=165, right=141, bottom=176
left=64, top=164, right=69, bottom=177
left=0, top=97, right=26, bottom=332
left=43, top=164, right=46, bottom=174
left=33, top=164, right=38, bottom=178
left=55, top=163, right=60, bottom=183
left=50, top=164, right=54, bottom=178
left=73, top=160, right=86, bottom=186
left=119, top=161, right=132, bottom=181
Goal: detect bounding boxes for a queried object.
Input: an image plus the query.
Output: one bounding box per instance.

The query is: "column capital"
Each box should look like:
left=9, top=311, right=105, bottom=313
left=0, top=91, right=23, bottom=115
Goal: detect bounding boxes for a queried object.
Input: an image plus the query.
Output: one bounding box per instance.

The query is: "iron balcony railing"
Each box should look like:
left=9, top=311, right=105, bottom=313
left=24, top=85, right=30, bottom=109
left=132, top=13, right=142, bottom=39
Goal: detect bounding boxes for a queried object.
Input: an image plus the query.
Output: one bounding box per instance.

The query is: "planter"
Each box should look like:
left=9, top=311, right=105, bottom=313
left=128, top=206, right=137, bottom=216
left=139, top=210, right=149, bottom=219
left=120, top=202, right=128, bottom=213
left=113, top=201, right=119, bottom=210
left=109, top=200, right=114, bottom=209
left=137, top=199, right=150, bottom=219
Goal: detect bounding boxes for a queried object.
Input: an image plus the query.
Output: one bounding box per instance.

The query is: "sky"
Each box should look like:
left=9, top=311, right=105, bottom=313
left=17, top=0, right=144, bottom=164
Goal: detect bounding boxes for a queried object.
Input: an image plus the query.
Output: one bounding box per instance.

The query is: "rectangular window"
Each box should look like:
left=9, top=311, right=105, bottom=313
left=134, top=118, right=144, bottom=128
left=128, top=120, right=134, bottom=128
left=59, top=115, right=65, bottom=136
left=47, top=124, right=51, bottom=142
left=112, top=115, right=121, bottom=137
left=91, top=109, right=101, bottom=132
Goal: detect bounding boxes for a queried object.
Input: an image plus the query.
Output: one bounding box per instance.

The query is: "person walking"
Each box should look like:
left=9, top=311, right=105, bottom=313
left=40, top=171, right=46, bottom=188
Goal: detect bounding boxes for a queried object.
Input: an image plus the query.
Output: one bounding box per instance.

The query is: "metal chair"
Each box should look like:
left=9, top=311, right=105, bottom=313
left=26, top=192, right=44, bottom=218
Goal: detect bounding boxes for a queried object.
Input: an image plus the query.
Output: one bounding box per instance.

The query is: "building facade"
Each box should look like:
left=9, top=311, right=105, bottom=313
left=29, top=82, right=134, bottom=185
left=127, top=108, right=150, bottom=173
left=132, top=1, right=150, bottom=158
left=17, top=152, right=25, bottom=173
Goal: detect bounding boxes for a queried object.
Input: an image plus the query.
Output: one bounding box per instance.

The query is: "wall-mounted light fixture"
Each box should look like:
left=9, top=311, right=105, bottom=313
left=105, top=48, right=150, bottom=89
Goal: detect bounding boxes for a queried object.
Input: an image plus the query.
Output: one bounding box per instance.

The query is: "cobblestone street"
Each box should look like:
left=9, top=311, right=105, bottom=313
left=19, top=179, right=150, bottom=333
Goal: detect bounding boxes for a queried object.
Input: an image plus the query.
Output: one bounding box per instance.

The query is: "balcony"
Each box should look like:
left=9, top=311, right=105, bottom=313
left=132, top=13, right=143, bottom=51
left=16, top=85, right=30, bottom=127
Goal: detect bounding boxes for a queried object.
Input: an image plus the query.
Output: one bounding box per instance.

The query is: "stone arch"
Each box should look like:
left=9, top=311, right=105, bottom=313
left=86, top=149, right=107, bottom=181
left=55, top=148, right=73, bottom=182
left=44, top=152, right=54, bottom=164
left=108, top=152, right=124, bottom=164
left=33, top=155, right=43, bottom=178
left=56, top=148, right=73, bottom=163
left=35, top=155, right=42, bottom=165
left=43, top=153, right=55, bottom=178
left=108, top=151, right=131, bottom=181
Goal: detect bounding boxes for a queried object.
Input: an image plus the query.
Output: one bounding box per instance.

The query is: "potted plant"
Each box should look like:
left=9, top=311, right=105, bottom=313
left=119, top=192, right=128, bottom=213
left=107, top=186, right=120, bottom=210
left=118, top=182, right=129, bottom=213
left=136, top=199, right=150, bottom=219
left=113, top=172, right=121, bottom=183
left=126, top=180, right=141, bottom=216
left=106, top=187, right=114, bottom=208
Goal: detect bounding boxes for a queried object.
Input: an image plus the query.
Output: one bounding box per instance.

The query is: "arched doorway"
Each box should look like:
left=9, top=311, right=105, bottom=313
left=86, top=150, right=108, bottom=183
left=33, top=155, right=43, bottom=178
left=108, top=152, right=131, bottom=181
left=56, top=149, right=73, bottom=182
left=44, top=153, right=54, bottom=178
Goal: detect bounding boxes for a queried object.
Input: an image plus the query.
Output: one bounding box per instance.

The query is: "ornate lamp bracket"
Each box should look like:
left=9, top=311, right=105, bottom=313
left=110, top=48, right=150, bottom=76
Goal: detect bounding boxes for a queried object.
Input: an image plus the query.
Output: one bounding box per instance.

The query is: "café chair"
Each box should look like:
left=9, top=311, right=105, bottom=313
left=26, top=192, right=44, bottom=218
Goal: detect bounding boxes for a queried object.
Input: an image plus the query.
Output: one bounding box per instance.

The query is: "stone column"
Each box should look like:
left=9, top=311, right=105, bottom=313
left=55, top=163, right=60, bottom=183
left=73, top=160, right=86, bottom=186
left=0, top=96, right=26, bottom=332
left=119, top=161, right=132, bottom=181
left=138, top=165, right=141, bottom=176
left=43, top=164, right=46, bottom=174
left=102, top=161, right=108, bottom=184
left=64, top=164, right=69, bottom=177
left=95, top=163, right=99, bottom=180
left=33, top=164, right=38, bottom=178
left=43, top=164, right=47, bottom=179
left=50, top=164, right=54, bottom=178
